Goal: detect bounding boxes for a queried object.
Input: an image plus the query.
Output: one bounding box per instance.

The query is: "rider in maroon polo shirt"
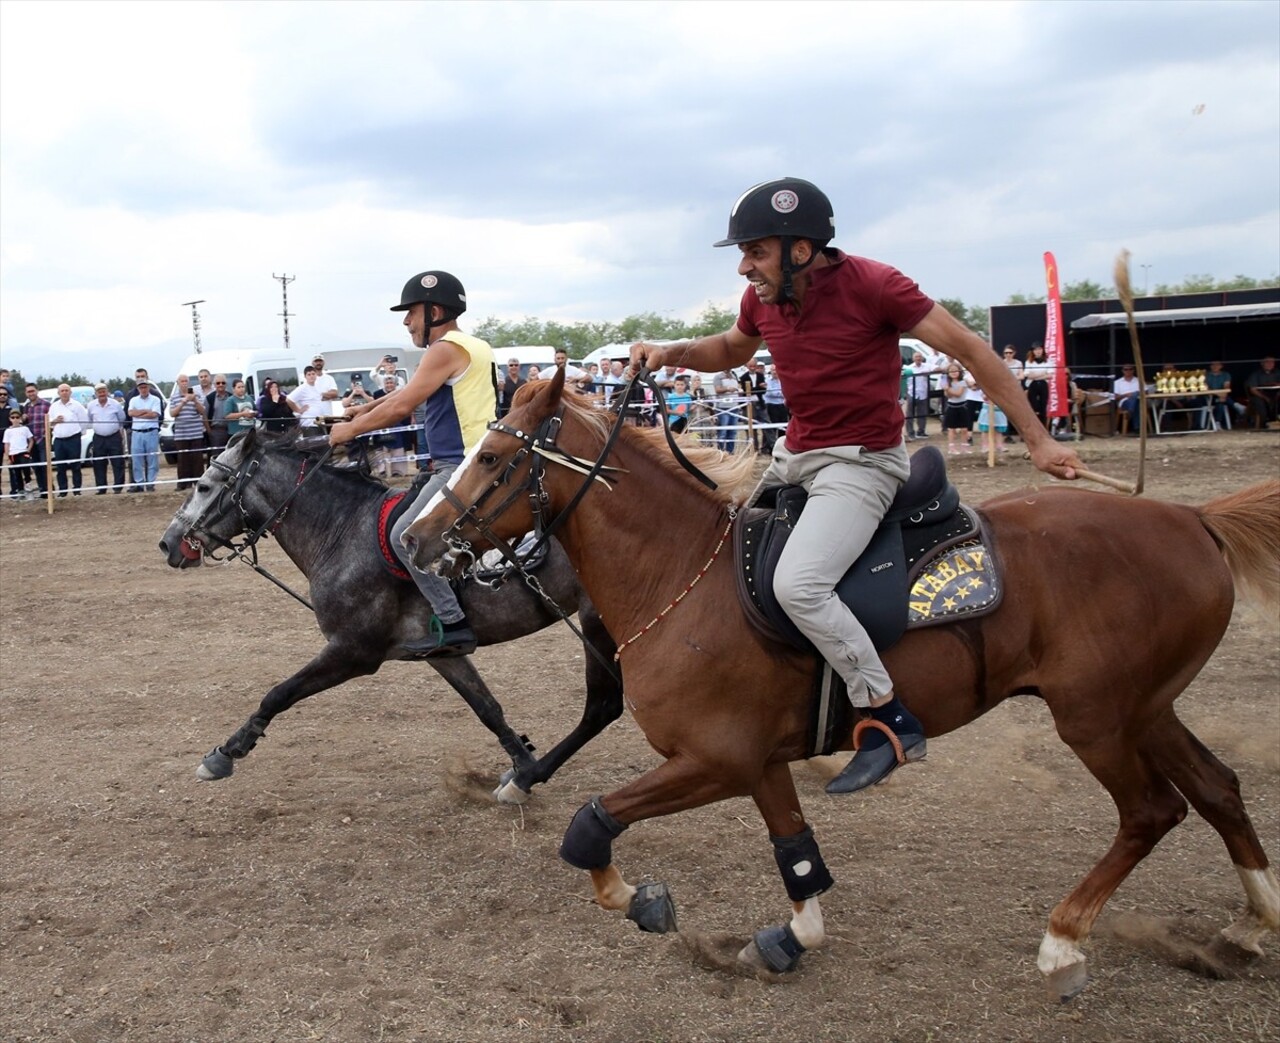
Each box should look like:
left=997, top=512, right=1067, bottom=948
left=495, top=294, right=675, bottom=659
left=633, top=178, right=1082, bottom=794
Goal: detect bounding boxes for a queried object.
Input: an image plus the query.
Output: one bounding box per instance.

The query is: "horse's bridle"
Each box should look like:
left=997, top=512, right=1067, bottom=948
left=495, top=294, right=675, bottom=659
left=437, top=369, right=717, bottom=578
left=180, top=442, right=331, bottom=609
left=437, top=408, right=625, bottom=580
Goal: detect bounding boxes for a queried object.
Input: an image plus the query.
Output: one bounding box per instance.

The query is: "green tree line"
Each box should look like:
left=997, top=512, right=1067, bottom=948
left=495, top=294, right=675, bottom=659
left=1003, top=273, right=1278, bottom=307
left=474, top=273, right=1276, bottom=349
left=4, top=371, right=135, bottom=394
left=471, top=303, right=738, bottom=357
left=8, top=273, right=1274, bottom=388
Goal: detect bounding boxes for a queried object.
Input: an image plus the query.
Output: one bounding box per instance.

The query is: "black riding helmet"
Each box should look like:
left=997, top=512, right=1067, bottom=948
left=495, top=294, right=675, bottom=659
left=391, top=270, right=467, bottom=328
left=713, top=178, right=835, bottom=303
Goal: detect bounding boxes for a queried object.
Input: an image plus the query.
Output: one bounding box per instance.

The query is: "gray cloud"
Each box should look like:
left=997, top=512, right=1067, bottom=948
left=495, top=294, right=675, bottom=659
left=1, top=0, right=1276, bottom=379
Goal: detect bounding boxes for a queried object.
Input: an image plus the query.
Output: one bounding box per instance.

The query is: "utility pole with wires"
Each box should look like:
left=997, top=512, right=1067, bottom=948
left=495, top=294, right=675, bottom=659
left=181, top=300, right=205, bottom=354
left=273, top=273, right=296, bottom=355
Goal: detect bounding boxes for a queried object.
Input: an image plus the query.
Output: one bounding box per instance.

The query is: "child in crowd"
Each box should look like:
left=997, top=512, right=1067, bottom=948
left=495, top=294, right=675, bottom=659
left=666, top=376, right=693, bottom=433
left=4, top=408, right=35, bottom=498
left=941, top=363, right=972, bottom=455
left=976, top=389, right=1008, bottom=456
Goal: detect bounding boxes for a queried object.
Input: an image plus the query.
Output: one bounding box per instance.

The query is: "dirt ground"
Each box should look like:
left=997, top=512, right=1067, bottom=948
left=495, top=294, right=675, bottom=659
left=2, top=429, right=1278, bottom=1043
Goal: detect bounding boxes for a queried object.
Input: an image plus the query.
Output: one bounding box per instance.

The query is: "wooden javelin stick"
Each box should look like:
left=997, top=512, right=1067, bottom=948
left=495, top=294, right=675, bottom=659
left=1113, top=249, right=1147, bottom=496
left=1075, top=467, right=1137, bottom=494
left=1021, top=447, right=1138, bottom=493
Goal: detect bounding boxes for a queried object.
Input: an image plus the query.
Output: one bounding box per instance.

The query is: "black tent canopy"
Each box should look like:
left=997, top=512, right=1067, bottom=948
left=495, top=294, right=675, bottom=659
left=1070, top=301, right=1280, bottom=330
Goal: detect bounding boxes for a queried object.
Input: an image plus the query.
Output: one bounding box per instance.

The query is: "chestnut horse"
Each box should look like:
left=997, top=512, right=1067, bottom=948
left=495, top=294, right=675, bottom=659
left=405, top=369, right=1279, bottom=995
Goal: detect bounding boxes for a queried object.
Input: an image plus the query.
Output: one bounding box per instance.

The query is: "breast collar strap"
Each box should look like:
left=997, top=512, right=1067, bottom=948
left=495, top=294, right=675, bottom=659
left=436, top=405, right=629, bottom=685
left=439, top=406, right=627, bottom=581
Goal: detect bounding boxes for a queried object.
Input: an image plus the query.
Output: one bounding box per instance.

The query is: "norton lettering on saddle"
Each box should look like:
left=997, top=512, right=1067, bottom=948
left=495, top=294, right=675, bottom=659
left=736, top=447, right=1002, bottom=659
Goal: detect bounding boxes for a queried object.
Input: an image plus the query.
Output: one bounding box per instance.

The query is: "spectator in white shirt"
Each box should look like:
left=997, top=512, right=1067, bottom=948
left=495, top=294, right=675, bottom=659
left=48, top=384, right=89, bottom=496
left=1113, top=364, right=1142, bottom=434
left=287, top=366, right=327, bottom=428
left=4, top=408, right=35, bottom=498
left=86, top=383, right=127, bottom=493
left=369, top=355, right=406, bottom=390
left=311, top=355, right=340, bottom=401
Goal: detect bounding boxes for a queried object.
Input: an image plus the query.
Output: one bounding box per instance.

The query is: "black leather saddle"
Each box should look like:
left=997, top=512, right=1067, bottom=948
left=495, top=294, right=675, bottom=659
left=735, top=446, right=982, bottom=653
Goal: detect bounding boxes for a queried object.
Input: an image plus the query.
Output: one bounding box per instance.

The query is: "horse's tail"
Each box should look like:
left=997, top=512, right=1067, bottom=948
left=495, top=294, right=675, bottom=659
left=1196, top=478, right=1280, bottom=616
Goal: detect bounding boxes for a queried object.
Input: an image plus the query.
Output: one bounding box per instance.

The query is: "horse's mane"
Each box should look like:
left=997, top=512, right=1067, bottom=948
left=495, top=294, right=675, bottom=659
left=253, top=428, right=392, bottom=491
left=556, top=391, right=759, bottom=506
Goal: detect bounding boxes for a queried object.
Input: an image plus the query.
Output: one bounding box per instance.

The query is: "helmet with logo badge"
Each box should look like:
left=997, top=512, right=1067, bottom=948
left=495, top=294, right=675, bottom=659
left=390, top=270, right=468, bottom=319
left=713, top=178, right=834, bottom=248
left=714, top=178, right=835, bottom=304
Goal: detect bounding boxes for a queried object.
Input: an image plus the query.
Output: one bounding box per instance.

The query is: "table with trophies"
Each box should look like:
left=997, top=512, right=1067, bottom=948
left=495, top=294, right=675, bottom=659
left=1146, top=369, right=1224, bottom=434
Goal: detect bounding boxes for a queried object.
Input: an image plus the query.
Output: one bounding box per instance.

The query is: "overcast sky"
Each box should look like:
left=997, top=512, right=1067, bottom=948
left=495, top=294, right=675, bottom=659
left=2, top=0, right=1277, bottom=382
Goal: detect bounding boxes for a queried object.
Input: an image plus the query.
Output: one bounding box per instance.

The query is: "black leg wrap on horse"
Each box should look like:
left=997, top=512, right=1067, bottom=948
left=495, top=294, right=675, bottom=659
left=771, top=827, right=834, bottom=902
left=753, top=922, right=806, bottom=973
left=223, top=717, right=269, bottom=759
left=626, top=881, right=678, bottom=934
left=559, top=796, right=628, bottom=870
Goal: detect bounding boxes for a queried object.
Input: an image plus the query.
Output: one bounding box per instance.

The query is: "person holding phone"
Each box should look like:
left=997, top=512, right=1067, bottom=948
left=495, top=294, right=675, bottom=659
left=169, top=373, right=207, bottom=490
left=342, top=374, right=373, bottom=409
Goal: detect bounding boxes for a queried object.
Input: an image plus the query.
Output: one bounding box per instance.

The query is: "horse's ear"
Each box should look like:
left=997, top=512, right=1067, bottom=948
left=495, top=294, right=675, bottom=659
left=237, top=425, right=257, bottom=455
left=544, top=364, right=566, bottom=409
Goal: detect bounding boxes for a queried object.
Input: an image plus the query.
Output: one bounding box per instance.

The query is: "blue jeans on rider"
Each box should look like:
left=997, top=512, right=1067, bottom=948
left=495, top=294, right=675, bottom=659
left=391, top=462, right=465, bottom=625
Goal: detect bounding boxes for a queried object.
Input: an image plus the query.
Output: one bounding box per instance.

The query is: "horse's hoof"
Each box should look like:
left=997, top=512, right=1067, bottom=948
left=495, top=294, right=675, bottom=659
left=626, top=882, right=678, bottom=934
left=1044, top=959, right=1089, bottom=1002
left=493, top=778, right=531, bottom=805
left=196, top=747, right=234, bottom=781
left=746, top=923, right=806, bottom=973
left=737, top=939, right=771, bottom=973
left=1220, top=914, right=1268, bottom=957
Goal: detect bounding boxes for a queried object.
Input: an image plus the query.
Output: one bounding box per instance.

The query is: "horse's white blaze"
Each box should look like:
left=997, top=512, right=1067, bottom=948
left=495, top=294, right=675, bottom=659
left=790, top=897, right=825, bottom=950
left=403, top=443, right=484, bottom=545
left=174, top=442, right=242, bottom=528
left=1037, top=930, right=1085, bottom=975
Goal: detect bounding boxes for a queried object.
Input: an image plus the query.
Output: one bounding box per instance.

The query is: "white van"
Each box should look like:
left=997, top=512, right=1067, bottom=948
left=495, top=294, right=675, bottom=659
left=160, top=348, right=300, bottom=462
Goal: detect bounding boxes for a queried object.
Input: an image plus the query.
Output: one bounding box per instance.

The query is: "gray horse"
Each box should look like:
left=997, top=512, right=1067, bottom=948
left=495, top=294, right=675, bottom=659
left=158, top=427, right=622, bottom=802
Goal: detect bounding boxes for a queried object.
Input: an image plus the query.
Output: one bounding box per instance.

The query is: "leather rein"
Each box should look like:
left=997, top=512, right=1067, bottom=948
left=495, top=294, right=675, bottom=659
left=437, top=368, right=713, bottom=577
left=434, top=370, right=719, bottom=670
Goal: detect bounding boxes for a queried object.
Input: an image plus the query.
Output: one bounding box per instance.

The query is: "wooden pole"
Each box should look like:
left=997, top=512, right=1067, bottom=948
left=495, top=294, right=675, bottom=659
left=1113, top=250, right=1147, bottom=496
left=44, top=422, right=53, bottom=515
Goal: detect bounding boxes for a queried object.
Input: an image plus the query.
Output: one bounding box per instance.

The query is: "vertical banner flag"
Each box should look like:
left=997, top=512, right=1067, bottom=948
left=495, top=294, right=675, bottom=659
left=1042, top=252, right=1069, bottom=418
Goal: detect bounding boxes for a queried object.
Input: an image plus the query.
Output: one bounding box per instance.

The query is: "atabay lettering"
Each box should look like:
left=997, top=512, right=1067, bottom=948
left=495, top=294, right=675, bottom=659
left=908, top=543, right=998, bottom=621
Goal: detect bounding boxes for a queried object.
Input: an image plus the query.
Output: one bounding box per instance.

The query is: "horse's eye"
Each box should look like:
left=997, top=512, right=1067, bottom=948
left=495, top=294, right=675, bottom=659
left=479, top=452, right=499, bottom=467
left=196, top=483, right=210, bottom=494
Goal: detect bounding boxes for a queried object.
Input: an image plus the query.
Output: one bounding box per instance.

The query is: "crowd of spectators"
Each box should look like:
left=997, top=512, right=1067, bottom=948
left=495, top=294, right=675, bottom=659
left=4, top=350, right=1276, bottom=500
left=896, top=346, right=1278, bottom=447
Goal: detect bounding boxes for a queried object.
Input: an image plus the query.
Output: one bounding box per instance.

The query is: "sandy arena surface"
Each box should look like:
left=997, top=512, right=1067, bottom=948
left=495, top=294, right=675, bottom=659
left=2, top=428, right=1278, bottom=1042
